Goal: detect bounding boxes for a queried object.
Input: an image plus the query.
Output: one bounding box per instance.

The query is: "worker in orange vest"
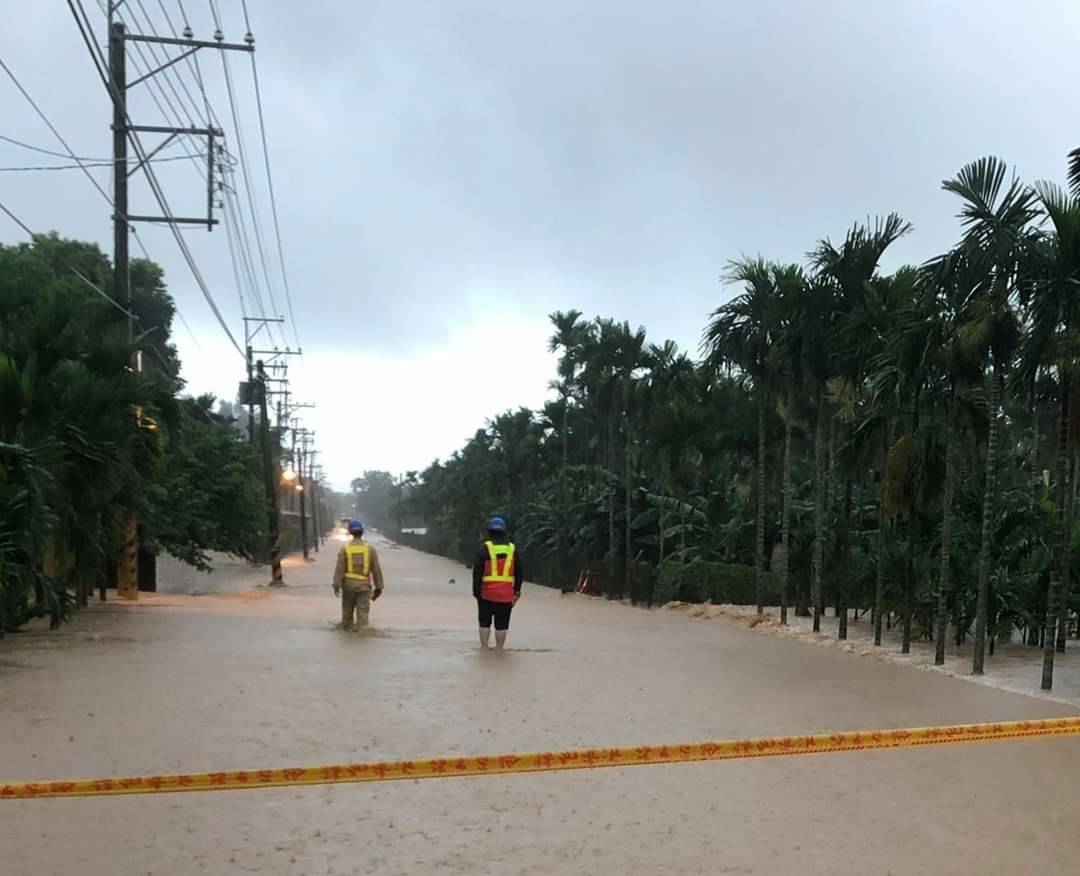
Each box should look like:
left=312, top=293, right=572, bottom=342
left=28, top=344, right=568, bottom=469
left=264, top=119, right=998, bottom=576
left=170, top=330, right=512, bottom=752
left=333, top=519, right=384, bottom=630
left=471, top=516, right=522, bottom=650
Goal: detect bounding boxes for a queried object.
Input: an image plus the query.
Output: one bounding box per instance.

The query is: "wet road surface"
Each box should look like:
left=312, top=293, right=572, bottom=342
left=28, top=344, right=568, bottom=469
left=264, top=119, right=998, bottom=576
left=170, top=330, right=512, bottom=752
left=3, top=537, right=1080, bottom=874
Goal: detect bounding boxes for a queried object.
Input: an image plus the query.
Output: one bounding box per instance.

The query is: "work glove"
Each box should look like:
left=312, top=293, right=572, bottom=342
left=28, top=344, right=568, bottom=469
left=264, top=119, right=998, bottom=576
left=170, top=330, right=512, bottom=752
left=333, top=585, right=341, bottom=597
left=372, top=587, right=383, bottom=602
left=513, top=593, right=520, bottom=606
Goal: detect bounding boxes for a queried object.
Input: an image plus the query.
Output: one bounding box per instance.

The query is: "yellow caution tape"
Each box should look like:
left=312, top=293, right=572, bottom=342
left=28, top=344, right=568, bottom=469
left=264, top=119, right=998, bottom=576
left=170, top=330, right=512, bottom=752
left=3, top=716, right=1079, bottom=800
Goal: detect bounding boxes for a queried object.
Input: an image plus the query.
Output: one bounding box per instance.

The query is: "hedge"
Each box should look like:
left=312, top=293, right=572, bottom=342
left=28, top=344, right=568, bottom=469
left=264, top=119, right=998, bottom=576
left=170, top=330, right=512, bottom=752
left=655, top=560, right=781, bottom=606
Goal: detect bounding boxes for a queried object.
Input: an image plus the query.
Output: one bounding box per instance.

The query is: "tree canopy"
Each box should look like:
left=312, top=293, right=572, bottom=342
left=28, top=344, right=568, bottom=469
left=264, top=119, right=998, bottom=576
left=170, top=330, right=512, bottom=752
left=392, top=149, right=1080, bottom=692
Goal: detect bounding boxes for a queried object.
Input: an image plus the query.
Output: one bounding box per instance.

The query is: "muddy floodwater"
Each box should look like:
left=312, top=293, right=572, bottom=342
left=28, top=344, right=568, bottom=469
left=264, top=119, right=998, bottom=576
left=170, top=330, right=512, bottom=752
left=3, top=537, right=1080, bottom=874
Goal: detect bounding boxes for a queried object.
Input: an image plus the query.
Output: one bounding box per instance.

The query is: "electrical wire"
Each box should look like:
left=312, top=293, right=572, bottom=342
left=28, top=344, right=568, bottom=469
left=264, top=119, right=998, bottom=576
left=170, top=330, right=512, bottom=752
left=0, top=52, right=115, bottom=208
left=0, top=196, right=133, bottom=319
left=68, top=0, right=244, bottom=357
left=0, top=153, right=204, bottom=172
left=224, top=172, right=270, bottom=323
left=0, top=132, right=111, bottom=161
left=156, top=0, right=220, bottom=131
left=242, top=2, right=301, bottom=350
left=93, top=0, right=209, bottom=186
left=207, top=0, right=288, bottom=351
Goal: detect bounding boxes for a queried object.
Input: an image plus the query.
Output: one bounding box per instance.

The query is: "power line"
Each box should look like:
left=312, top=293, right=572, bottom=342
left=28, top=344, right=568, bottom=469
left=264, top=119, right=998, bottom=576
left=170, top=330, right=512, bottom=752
left=224, top=169, right=270, bottom=323
left=157, top=0, right=219, bottom=135
left=244, top=7, right=301, bottom=349
left=92, top=0, right=209, bottom=186
left=6, top=10, right=201, bottom=355
left=208, top=0, right=288, bottom=351
left=0, top=153, right=204, bottom=172
left=66, top=0, right=245, bottom=358
left=131, top=0, right=218, bottom=128
left=0, top=51, right=115, bottom=208
left=2, top=194, right=204, bottom=360
left=0, top=196, right=132, bottom=318
left=0, top=132, right=111, bottom=162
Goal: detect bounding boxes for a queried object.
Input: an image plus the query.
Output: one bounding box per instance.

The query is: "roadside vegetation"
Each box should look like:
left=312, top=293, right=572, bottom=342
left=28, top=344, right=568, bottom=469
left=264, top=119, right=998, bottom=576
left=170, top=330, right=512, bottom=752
left=0, top=235, right=270, bottom=634
left=385, top=152, right=1080, bottom=689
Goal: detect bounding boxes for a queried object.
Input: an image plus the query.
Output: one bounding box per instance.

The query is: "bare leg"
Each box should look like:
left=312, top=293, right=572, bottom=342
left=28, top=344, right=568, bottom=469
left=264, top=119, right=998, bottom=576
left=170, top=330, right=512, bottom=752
left=479, top=627, right=491, bottom=649
left=495, top=630, right=507, bottom=650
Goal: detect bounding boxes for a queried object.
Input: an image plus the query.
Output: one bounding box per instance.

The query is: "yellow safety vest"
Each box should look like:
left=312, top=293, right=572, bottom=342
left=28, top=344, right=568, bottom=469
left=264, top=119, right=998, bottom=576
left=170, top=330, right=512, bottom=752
left=343, top=542, right=371, bottom=583
left=481, top=541, right=516, bottom=602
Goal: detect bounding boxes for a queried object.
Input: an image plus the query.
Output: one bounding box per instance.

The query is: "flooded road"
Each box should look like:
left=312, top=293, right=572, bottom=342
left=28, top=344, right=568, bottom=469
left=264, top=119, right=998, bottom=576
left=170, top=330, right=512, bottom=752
left=3, top=537, right=1080, bottom=874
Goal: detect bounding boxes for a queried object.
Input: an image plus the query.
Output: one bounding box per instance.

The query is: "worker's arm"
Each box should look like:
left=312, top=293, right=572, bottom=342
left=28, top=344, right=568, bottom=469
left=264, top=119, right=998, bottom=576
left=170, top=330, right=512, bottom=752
left=472, top=545, right=485, bottom=599
left=370, top=546, right=385, bottom=596
left=332, top=547, right=346, bottom=593
left=514, top=550, right=524, bottom=598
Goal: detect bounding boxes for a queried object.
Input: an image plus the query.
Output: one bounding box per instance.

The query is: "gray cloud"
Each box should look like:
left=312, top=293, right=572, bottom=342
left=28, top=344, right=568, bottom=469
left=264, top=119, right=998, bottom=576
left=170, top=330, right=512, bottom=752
left=5, top=0, right=1080, bottom=477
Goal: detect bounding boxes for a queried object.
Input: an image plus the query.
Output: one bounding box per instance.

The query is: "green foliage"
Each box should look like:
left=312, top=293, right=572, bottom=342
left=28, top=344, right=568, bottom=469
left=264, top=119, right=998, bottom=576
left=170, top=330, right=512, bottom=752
left=0, top=235, right=268, bottom=631
left=387, top=150, right=1080, bottom=690
left=143, top=396, right=266, bottom=570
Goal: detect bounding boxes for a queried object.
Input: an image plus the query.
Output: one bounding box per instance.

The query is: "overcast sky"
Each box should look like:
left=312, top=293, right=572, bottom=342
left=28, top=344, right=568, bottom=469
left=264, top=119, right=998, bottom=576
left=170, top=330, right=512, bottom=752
left=5, top=1, right=1080, bottom=488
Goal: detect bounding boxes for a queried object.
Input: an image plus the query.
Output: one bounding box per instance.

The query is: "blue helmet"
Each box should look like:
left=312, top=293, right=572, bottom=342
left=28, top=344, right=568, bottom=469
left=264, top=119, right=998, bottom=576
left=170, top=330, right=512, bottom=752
left=348, top=519, right=365, bottom=536
left=487, top=516, right=507, bottom=534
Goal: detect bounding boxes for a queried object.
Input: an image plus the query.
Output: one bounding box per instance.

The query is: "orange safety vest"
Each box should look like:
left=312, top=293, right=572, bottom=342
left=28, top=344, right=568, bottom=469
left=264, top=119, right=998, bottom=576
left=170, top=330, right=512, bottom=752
left=481, top=541, right=516, bottom=603
left=343, top=542, right=371, bottom=584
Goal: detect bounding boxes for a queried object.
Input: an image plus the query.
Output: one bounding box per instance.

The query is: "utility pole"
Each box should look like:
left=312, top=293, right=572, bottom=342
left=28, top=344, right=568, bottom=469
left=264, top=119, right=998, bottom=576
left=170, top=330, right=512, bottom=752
left=298, top=435, right=310, bottom=561
left=256, top=360, right=283, bottom=586
left=106, top=3, right=252, bottom=599
left=243, top=317, right=285, bottom=443
left=293, top=426, right=315, bottom=562
left=308, top=449, right=322, bottom=552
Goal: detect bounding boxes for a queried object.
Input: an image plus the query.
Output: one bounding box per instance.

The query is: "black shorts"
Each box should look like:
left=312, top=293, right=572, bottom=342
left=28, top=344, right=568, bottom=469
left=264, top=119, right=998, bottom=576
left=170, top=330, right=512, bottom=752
left=477, top=598, right=513, bottom=631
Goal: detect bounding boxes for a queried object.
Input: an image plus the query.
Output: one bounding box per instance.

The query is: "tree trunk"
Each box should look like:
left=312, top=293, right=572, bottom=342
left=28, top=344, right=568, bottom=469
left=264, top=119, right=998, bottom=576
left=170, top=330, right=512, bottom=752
left=755, top=387, right=767, bottom=615
left=624, top=417, right=633, bottom=602
left=1042, top=378, right=1070, bottom=689
left=973, top=366, right=1005, bottom=675
left=935, top=388, right=956, bottom=665
left=1055, top=451, right=1076, bottom=652
left=812, top=384, right=826, bottom=633
left=607, top=415, right=616, bottom=589
left=1063, top=449, right=1080, bottom=646
left=838, top=478, right=852, bottom=640
left=874, top=424, right=889, bottom=647
left=902, top=521, right=913, bottom=655
left=780, top=389, right=793, bottom=625
left=558, top=398, right=569, bottom=592
left=823, top=407, right=836, bottom=620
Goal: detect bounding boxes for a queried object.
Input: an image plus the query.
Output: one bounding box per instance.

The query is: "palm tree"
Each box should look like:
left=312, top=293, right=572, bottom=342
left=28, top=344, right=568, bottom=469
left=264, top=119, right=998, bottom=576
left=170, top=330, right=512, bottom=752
left=703, top=257, right=778, bottom=615
left=921, top=250, right=980, bottom=664
left=548, top=310, right=588, bottom=588
left=771, top=264, right=810, bottom=624
left=581, top=318, right=623, bottom=589
left=616, top=322, right=648, bottom=599
left=641, top=342, right=697, bottom=567
left=811, top=215, right=912, bottom=638
left=943, top=157, right=1039, bottom=675
left=1020, top=172, right=1080, bottom=688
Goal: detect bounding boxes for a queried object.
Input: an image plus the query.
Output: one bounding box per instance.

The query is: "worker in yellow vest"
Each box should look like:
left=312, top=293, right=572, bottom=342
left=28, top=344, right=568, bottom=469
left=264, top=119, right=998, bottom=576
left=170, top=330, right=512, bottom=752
left=471, top=516, right=523, bottom=650
left=333, top=519, right=385, bottom=630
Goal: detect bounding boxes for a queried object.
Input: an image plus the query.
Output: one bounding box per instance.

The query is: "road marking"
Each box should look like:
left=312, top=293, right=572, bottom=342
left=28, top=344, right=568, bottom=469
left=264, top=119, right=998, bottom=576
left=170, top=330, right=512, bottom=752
left=3, top=716, right=1078, bottom=799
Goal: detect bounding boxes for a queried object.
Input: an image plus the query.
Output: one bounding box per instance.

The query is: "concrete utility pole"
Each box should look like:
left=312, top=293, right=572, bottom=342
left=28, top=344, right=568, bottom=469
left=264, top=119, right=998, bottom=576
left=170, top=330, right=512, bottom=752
left=293, top=426, right=317, bottom=562
left=243, top=317, right=285, bottom=443
left=256, top=360, right=283, bottom=586
left=298, top=437, right=309, bottom=561
left=308, top=449, right=322, bottom=552
left=106, top=2, right=252, bottom=599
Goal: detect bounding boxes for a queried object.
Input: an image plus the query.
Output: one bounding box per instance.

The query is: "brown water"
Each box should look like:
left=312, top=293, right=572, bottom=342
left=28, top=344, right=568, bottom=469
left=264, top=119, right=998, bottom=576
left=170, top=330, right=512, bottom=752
left=3, top=537, right=1080, bottom=874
